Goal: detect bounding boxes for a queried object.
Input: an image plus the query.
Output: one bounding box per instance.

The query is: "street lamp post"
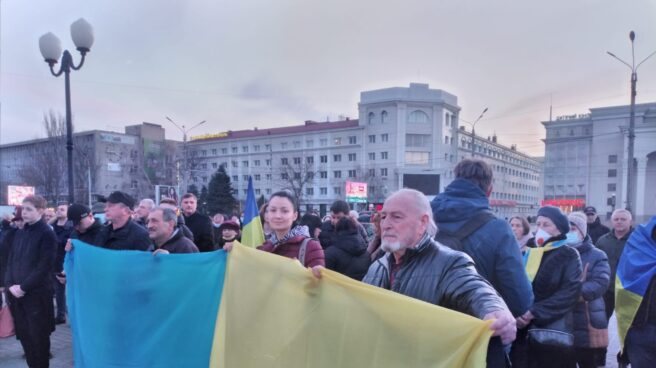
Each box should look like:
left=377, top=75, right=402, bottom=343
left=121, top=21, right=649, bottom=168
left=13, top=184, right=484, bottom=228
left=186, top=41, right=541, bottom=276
left=39, top=18, right=94, bottom=203
left=461, top=108, right=488, bottom=158
left=607, top=31, right=656, bottom=212
left=165, top=116, right=206, bottom=193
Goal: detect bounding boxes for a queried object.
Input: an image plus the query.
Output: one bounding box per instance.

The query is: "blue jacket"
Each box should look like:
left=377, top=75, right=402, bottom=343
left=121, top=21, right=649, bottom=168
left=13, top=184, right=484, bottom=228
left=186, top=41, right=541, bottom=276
left=431, top=178, right=533, bottom=316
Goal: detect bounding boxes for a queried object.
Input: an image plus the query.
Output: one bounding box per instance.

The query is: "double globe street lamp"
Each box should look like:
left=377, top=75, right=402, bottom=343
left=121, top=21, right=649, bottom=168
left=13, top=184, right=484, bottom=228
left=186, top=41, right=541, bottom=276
left=38, top=18, right=94, bottom=203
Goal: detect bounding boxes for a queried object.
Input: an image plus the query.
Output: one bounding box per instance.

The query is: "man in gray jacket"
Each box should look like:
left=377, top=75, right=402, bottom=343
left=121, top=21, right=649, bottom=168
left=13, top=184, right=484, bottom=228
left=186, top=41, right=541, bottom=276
left=362, top=189, right=515, bottom=367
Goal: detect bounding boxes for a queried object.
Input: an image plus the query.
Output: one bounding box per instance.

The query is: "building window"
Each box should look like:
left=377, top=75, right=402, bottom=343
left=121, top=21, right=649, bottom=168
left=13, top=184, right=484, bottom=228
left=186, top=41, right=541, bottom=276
left=293, top=141, right=301, bottom=149
left=265, top=159, right=271, bottom=166
left=320, top=138, right=327, bottom=147
left=232, top=175, right=238, bottom=182
left=368, top=135, right=376, bottom=143
left=334, top=187, right=342, bottom=195
left=232, top=147, right=238, bottom=153
left=348, top=153, right=356, bottom=161
left=348, top=170, right=356, bottom=178
left=265, top=144, right=271, bottom=151
left=254, top=160, right=261, bottom=166
left=306, top=140, right=313, bottom=148
left=608, top=155, right=618, bottom=164
left=320, top=187, right=327, bottom=195
left=212, top=149, right=217, bottom=155
left=445, top=113, right=450, bottom=126
left=381, top=133, right=389, bottom=142
left=212, top=162, right=218, bottom=169
left=406, top=134, right=430, bottom=147
left=281, top=158, right=288, bottom=165
left=368, top=112, right=375, bottom=125
left=281, top=173, right=289, bottom=180
left=381, top=110, right=388, bottom=124
left=231, top=160, right=238, bottom=168
left=320, top=155, right=328, bottom=163
left=307, top=156, right=314, bottom=164
left=348, top=136, right=357, bottom=144
left=368, top=169, right=375, bottom=177
left=242, top=146, right=249, bottom=153
left=266, top=173, right=272, bottom=180
left=368, top=152, right=376, bottom=160
left=380, top=168, right=388, bottom=177
left=405, top=151, right=430, bottom=165
left=334, top=170, right=342, bottom=178
left=201, top=150, right=207, bottom=156
left=381, top=152, right=389, bottom=160
left=254, top=145, right=260, bottom=152
left=131, top=180, right=138, bottom=189
left=408, top=110, right=429, bottom=123
left=243, top=175, right=249, bottom=181
left=608, top=183, right=616, bottom=192
left=444, top=136, right=449, bottom=144
left=334, top=137, right=342, bottom=145
left=242, top=160, right=249, bottom=167
left=255, top=189, right=261, bottom=195
left=608, top=169, right=617, bottom=178
left=221, top=148, right=227, bottom=154
left=306, top=187, right=314, bottom=196
left=294, top=172, right=301, bottom=179
left=281, top=142, right=288, bottom=149
left=333, top=154, right=342, bottom=162
left=320, top=171, right=327, bottom=178
left=293, top=157, right=301, bottom=164
left=255, top=174, right=261, bottom=181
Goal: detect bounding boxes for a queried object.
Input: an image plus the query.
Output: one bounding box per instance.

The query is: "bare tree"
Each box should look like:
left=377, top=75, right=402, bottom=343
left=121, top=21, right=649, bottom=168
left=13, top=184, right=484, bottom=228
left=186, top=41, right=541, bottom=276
left=18, top=110, right=69, bottom=203
left=354, top=164, right=387, bottom=203
left=276, top=161, right=321, bottom=205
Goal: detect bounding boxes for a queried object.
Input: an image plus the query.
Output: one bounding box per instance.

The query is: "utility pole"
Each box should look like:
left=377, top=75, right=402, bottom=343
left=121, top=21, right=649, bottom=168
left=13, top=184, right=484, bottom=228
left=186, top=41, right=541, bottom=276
left=165, top=117, right=206, bottom=194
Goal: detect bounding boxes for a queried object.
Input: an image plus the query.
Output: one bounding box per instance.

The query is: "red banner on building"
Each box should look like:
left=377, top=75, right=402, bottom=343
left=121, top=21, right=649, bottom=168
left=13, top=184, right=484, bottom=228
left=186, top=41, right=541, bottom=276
left=540, top=199, right=586, bottom=207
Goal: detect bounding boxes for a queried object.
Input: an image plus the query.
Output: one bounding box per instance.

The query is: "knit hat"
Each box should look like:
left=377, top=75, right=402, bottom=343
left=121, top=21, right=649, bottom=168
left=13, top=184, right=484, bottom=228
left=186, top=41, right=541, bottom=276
left=568, top=212, right=588, bottom=238
left=537, top=206, right=570, bottom=235
left=218, top=220, right=241, bottom=233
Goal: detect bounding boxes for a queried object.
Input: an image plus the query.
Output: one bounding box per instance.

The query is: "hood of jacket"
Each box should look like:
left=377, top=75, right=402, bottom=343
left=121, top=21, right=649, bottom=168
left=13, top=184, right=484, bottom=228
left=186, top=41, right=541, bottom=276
left=334, top=228, right=367, bottom=256
left=431, top=178, right=490, bottom=232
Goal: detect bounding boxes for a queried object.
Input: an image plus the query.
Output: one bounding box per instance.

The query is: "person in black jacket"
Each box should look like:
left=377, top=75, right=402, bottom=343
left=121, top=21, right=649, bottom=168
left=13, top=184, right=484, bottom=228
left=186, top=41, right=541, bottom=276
left=584, top=206, right=610, bottom=244
left=4, top=195, right=57, bottom=368
left=0, top=208, right=22, bottom=292
left=318, top=200, right=351, bottom=249
left=67, top=203, right=104, bottom=246
left=568, top=212, right=611, bottom=368
left=50, top=203, right=72, bottom=325
left=513, top=206, right=582, bottom=368
left=181, top=193, right=214, bottom=252
left=148, top=208, right=199, bottom=254
left=159, top=198, right=194, bottom=241
left=96, top=191, right=152, bottom=251
left=325, top=217, right=370, bottom=280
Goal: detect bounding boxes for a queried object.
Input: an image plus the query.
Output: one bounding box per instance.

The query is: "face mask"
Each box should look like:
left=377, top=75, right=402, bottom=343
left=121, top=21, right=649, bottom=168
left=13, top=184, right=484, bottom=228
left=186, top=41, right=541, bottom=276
left=566, top=231, right=581, bottom=245
left=534, top=228, right=552, bottom=247
left=212, top=223, right=222, bottom=228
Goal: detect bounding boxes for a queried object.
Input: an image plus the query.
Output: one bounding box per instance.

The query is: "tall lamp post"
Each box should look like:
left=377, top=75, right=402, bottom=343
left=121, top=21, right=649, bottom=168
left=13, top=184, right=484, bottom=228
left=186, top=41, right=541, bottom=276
left=607, top=31, right=656, bottom=212
left=461, top=107, right=488, bottom=158
left=39, top=18, right=94, bottom=203
left=165, top=116, right=206, bottom=193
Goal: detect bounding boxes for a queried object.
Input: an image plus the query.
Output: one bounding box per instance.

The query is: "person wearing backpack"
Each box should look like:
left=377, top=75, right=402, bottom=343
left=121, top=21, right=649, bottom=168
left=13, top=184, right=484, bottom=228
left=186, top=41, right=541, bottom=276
left=431, top=159, right=533, bottom=367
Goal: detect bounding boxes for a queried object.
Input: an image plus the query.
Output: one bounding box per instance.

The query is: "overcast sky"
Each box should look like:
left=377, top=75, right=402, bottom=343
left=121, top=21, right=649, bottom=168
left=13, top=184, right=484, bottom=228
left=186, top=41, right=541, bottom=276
left=2, top=0, right=655, bottom=155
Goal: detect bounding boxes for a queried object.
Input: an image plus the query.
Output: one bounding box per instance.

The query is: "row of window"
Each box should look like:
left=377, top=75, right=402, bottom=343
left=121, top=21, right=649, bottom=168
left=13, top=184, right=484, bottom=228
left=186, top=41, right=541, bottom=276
left=490, top=191, right=538, bottom=203
left=196, top=135, right=365, bottom=157
left=202, top=151, right=393, bottom=169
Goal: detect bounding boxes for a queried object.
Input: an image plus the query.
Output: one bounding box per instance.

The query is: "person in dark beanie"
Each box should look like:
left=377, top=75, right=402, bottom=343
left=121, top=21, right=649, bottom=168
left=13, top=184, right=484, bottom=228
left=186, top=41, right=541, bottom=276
left=512, top=205, right=582, bottom=368
left=215, top=220, right=241, bottom=250
left=4, top=195, right=57, bottom=368
left=584, top=206, right=610, bottom=244
left=181, top=193, right=214, bottom=252
left=96, top=191, right=152, bottom=251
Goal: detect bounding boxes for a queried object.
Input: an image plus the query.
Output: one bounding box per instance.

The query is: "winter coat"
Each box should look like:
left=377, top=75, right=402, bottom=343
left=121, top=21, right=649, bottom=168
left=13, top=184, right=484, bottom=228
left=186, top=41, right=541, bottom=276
left=596, top=228, right=632, bottom=297
left=363, top=234, right=508, bottom=319
left=258, top=234, right=325, bottom=268
left=3, top=219, right=56, bottom=294
left=52, top=220, right=73, bottom=273
left=325, top=228, right=371, bottom=280
left=318, top=220, right=337, bottom=249
left=529, top=236, right=582, bottom=331
left=0, top=226, right=18, bottom=288
left=96, top=218, right=153, bottom=251
left=431, top=178, right=533, bottom=317
left=158, top=229, right=199, bottom=254
left=183, top=212, right=214, bottom=252
left=70, top=218, right=104, bottom=246
left=587, top=217, right=610, bottom=244
left=571, top=235, right=611, bottom=347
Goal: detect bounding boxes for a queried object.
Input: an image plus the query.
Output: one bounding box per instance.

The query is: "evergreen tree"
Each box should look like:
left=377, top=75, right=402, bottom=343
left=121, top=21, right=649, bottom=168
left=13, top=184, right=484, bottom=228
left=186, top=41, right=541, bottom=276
left=199, top=185, right=209, bottom=215
left=206, top=166, right=237, bottom=216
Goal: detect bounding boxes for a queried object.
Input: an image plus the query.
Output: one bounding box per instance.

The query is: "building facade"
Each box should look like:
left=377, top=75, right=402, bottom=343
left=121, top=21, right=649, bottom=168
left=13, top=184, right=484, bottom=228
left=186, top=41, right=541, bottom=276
left=542, top=102, right=656, bottom=223
left=187, top=83, right=542, bottom=218
left=0, top=123, right=178, bottom=205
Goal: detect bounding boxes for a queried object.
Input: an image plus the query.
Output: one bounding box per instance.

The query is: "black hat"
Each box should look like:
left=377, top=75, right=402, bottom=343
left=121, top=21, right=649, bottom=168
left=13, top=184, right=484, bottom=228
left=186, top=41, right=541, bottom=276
left=68, top=204, right=91, bottom=226
left=583, top=206, right=597, bottom=215
left=106, top=191, right=136, bottom=209
left=218, top=220, right=241, bottom=232
left=537, top=206, right=570, bottom=235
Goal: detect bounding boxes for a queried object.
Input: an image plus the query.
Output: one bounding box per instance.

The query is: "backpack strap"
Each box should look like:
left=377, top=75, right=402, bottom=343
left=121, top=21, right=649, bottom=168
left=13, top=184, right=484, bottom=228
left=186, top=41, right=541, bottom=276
left=440, top=211, right=496, bottom=241
left=298, top=237, right=312, bottom=267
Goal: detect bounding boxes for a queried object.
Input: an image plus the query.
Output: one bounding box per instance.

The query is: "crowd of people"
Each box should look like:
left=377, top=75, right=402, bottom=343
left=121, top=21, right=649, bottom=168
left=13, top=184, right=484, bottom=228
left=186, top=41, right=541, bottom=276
left=0, top=158, right=654, bottom=368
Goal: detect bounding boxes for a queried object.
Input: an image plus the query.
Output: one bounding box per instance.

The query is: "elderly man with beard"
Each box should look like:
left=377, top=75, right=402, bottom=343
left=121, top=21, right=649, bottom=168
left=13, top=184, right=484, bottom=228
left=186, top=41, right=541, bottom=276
left=313, top=188, right=516, bottom=367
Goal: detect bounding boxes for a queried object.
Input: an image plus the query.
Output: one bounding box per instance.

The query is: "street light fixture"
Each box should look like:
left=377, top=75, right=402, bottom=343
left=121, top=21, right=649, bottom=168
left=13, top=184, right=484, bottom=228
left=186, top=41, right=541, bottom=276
left=461, top=107, right=489, bottom=158
left=39, top=18, right=94, bottom=203
left=165, top=116, right=206, bottom=193
left=607, top=31, right=656, bottom=212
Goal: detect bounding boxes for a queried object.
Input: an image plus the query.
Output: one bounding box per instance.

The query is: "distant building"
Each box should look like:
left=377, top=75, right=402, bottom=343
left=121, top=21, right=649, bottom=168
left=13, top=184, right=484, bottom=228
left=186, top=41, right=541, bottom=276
left=0, top=123, right=179, bottom=205
left=187, top=83, right=542, bottom=218
left=542, top=102, right=656, bottom=223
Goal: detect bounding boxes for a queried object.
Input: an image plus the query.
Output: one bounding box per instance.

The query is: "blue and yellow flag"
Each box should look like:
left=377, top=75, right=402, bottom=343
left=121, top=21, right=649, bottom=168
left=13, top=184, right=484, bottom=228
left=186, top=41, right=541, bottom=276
left=522, top=239, right=568, bottom=282
left=240, top=176, right=265, bottom=248
left=615, top=216, right=656, bottom=349
left=65, top=241, right=493, bottom=367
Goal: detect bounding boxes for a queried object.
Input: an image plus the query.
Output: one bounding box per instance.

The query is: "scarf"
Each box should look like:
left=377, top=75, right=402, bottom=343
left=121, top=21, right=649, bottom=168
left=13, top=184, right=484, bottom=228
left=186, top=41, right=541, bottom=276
left=270, top=225, right=310, bottom=247
left=523, top=236, right=568, bottom=282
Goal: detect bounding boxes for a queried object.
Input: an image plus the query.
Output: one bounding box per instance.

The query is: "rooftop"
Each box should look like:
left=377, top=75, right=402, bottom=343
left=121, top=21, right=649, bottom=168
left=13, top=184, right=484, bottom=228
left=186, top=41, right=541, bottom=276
left=189, top=119, right=360, bottom=142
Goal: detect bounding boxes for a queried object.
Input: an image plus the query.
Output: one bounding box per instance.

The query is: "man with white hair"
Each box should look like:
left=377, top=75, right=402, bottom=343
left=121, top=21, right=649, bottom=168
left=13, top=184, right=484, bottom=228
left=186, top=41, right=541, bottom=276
left=134, top=198, right=155, bottom=228
left=361, top=188, right=516, bottom=367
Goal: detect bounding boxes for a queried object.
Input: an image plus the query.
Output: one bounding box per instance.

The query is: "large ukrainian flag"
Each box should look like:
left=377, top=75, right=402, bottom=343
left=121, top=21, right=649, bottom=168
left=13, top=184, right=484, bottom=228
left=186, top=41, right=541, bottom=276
left=65, top=240, right=493, bottom=368
left=615, top=216, right=656, bottom=349
left=240, top=176, right=265, bottom=248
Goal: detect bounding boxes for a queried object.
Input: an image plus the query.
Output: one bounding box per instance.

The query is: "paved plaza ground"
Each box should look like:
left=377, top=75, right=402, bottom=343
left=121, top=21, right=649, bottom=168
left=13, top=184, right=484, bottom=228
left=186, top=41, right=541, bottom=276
left=0, top=316, right=622, bottom=367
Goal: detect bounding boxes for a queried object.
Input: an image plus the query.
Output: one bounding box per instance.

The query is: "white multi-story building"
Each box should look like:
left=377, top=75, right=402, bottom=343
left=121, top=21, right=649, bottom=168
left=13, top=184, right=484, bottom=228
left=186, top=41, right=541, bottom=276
left=187, top=83, right=543, bottom=217
left=542, top=102, right=656, bottom=223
